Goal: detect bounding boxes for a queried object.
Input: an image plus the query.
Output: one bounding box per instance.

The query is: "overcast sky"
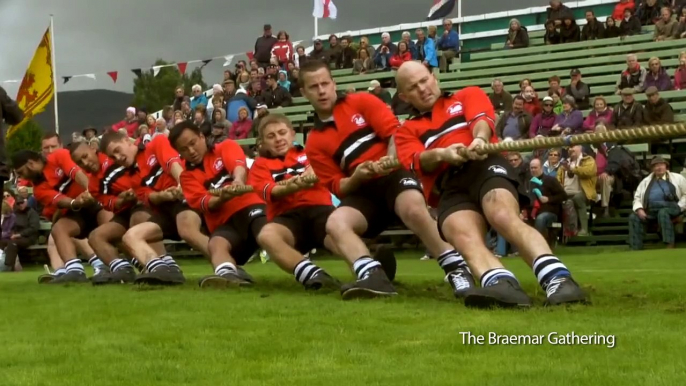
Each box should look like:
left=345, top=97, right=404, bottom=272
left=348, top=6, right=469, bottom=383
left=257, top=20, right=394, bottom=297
left=0, top=0, right=545, bottom=97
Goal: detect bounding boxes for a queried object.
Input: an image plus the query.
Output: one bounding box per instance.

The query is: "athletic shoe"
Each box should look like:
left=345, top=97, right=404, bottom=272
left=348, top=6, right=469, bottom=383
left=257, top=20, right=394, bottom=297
left=198, top=272, right=252, bottom=288
left=37, top=274, right=57, bottom=284
left=45, top=270, right=89, bottom=284
left=166, top=266, right=186, bottom=285
left=373, top=246, right=397, bottom=282
left=544, top=276, right=588, bottom=306
left=236, top=266, right=254, bottom=284
left=445, top=267, right=476, bottom=298
left=464, top=277, right=532, bottom=309
left=91, top=266, right=136, bottom=285
left=134, top=266, right=181, bottom=286
left=419, top=254, right=431, bottom=261
left=303, top=271, right=341, bottom=291
left=341, top=268, right=397, bottom=300
left=93, top=264, right=110, bottom=277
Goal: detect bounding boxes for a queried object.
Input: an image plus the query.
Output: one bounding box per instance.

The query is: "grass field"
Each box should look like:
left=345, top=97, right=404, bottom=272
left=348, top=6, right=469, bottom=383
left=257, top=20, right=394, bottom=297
left=1, top=246, right=686, bottom=386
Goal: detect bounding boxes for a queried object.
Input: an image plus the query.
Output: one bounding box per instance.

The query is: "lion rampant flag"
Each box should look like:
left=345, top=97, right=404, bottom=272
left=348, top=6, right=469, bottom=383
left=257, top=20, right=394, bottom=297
left=7, top=27, right=54, bottom=138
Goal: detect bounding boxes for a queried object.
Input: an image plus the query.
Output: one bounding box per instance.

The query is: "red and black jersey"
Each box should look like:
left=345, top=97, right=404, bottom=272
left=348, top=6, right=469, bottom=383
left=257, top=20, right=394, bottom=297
left=248, top=145, right=332, bottom=220
left=89, top=152, right=138, bottom=213
left=130, top=135, right=182, bottom=206
left=395, top=87, right=497, bottom=202
left=180, top=139, right=264, bottom=233
left=32, top=148, right=85, bottom=210
left=305, top=92, right=399, bottom=197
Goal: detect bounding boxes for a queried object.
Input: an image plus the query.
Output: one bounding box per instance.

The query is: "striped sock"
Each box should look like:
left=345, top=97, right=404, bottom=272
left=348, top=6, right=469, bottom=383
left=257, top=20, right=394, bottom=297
left=352, top=256, right=381, bottom=280
left=65, top=258, right=85, bottom=274
left=145, top=258, right=166, bottom=273
left=54, top=268, right=67, bottom=276
left=109, top=258, right=132, bottom=272
left=215, top=262, right=237, bottom=277
left=480, top=268, right=518, bottom=288
left=131, top=258, right=144, bottom=272
left=436, top=249, right=468, bottom=274
left=161, top=255, right=180, bottom=270
left=88, top=255, right=105, bottom=270
left=293, top=260, right=322, bottom=284
left=533, top=254, right=571, bottom=289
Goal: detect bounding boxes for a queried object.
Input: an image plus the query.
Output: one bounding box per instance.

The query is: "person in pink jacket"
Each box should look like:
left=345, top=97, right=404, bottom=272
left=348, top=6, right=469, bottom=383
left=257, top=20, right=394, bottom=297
left=673, top=53, right=686, bottom=90
left=271, top=31, right=293, bottom=68
left=229, top=106, right=252, bottom=139
left=582, top=96, right=613, bottom=132
left=111, top=107, right=140, bottom=137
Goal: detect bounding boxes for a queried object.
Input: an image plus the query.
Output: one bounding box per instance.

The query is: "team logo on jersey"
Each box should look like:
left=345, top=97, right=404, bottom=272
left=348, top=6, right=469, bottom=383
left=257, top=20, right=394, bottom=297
left=488, top=165, right=507, bottom=175
left=213, top=158, right=224, bottom=171
left=447, top=102, right=463, bottom=116
left=147, top=155, right=157, bottom=167
left=297, top=155, right=308, bottom=163
left=102, top=159, right=110, bottom=169
left=249, top=208, right=263, bottom=218
left=55, top=168, right=63, bottom=177
left=400, top=177, right=418, bottom=186
left=351, top=114, right=366, bottom=127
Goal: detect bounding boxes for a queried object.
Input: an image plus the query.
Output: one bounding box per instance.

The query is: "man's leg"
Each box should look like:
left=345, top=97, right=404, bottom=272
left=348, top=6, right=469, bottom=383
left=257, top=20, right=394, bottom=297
left=46, top=234, right=65, bottom=273
left=534, top=212, right=556, bottom=235
left=1, top=237, right=33, bottom=271
left=199, top=224, right=255, bottom=288
left=599, top=176, right=614, bottom=216
left=572, top=192, right=589, bottom=235
left=657, top=208, right=677, bottom=247
left=88, top=220, right=134, bottom=285
left=122, top=221, right=181, bottom=285
left=167, top=209, right=208, bottom=274
left=628, top=212, right=646, bottom=250
left=47, top=217, right=89, bottom=284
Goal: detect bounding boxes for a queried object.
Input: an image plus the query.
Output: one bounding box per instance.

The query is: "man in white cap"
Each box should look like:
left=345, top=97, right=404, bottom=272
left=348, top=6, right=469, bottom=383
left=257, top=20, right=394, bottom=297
left=367, top=80, right=392, bottom=106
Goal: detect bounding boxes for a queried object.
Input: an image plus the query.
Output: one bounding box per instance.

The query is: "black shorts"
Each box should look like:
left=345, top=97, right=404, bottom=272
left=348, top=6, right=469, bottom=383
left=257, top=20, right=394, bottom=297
left=436, top=154, right=528, bottom=238
left=340, top=169, right=423, bottom=238
left=149, top=201, right=205, bottom=241
left=211, top=204, right=267, bottom=265
left=59, top=205, right=103, bottom=239
left=110, top=204, right=153, bottom=229
left=272, top=205, right=335, bottom=254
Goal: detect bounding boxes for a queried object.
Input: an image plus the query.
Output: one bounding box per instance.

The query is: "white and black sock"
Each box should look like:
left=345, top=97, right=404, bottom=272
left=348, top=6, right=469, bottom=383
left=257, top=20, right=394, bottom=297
left=352, top=256, right=381, bottom=280
left=215, top=262, right=237, bottom=277
left=480, top=268, right=518, bottom=288
left=131, top=258, right=144, bottom=272
left=145, top=258, right=166, bottom=273
left=88, top=255, right=105, bottom=270
left=65, top=258, right=85, bottom=274
left=533, top=254, right=571, bottom=289
left=109, top=258, right=132, bottom=272
left=54, top=268, right=67, bottom=276
left=161, top=255, right=180, bottom=271
left=436, top=249, right=468, bottom=274
left=293, top=260, right=322, bottom=284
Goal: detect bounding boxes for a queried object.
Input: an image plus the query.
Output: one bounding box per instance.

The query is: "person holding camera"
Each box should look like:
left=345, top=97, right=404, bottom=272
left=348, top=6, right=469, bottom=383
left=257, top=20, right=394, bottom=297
left=629, top=156, right=686, bottom=250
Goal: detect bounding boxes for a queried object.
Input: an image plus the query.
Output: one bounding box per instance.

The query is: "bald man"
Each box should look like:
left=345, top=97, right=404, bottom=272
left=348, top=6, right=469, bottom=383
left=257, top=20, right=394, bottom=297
left=393, top=61, right=586, bottom=308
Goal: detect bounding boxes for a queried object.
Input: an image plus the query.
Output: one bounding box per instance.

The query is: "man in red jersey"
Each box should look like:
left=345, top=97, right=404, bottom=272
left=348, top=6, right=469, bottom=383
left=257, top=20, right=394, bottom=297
left=248, top=114, right=341, bottom=290
left=298, top=60, right=475, bottom=300
left=11, top=149, right=111, bottom=284
left=99, top=131, right=205, bottom=285
left=394, top=61, right=586, bottom=308
left=169, top=121, right=266, bottom=288
left=69, top=141, right=153, bottom=284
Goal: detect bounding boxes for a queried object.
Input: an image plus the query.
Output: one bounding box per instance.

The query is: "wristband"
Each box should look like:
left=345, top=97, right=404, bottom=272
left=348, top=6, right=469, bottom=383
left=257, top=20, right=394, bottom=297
left=70, top=199, right=81, bottom=212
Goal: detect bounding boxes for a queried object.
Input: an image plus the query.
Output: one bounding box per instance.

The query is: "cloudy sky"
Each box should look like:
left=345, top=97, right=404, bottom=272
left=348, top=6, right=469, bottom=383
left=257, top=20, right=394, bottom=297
left=0, top=0, right=545, bottom=96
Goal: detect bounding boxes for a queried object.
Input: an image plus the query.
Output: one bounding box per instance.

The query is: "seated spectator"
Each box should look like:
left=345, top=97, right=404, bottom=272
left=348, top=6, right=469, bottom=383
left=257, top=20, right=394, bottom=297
left=207, top=85, right=224, bottom=120
left=227, top=87, right=256, bottom=124
left=353, top=48, right=375, bottom=74
left=637, top=0, right=662, bottom=25
left=294, top=45, right=307, bottom=68
left=223, top=69, right=234, bottom=83
left=209, top=96, right=223, bottom=122
left=560, top=16, right=581, bottom=42
left=565, top=68, right=591, bottom=110
left=190, top=85, right=208, bottom=110
left=674, top=52, right=686, bottom=89
left=605, top=17, right=622, bottom=38
left=153, top=118, right=170, bottom=138
left=415, top=28, right=438, bottom=70
left=495, top=95, right=532, bottom=140
left=211, top=107, right=230, bottom=129
left=173, top=110, right=185, bottom=123
left=549, top=89, right=564, bottom=114
left=374, top=33, right=397, bottom=71
left=400, top=31, right=418, bottom=59
left=230, top=106, right=252, bottom=140
left=359, top=36, right=376, bottom=59
left=438, top=19, right=460, bottom=71
left=271, top=31, right=293, bottom=67
left=223, top=80, right=237, bottom=101
left=674, top=7, right=686, bottom=37
left=522, top=85, right=541, bottom=116
left=111, top=107, right=139, bottom=137
left=208, top=122, right=228, bottom=146
left=172, top=86, right=191, bottom=111
left=193, top=110, right=212, bottom=136
left=548, top=76, right=565, bottom=96
left=0, top=198, right=38, bottom=272
left=620, top=8, right=643, bottom=35
left=391, top=92, right=413, bottom=116
left=645, top=57, right=673, bottom=91
left=547, top=0, right=574, bottom=25
left=427, top=25, right=438, bottom=44
left=161, top=105, right=174, bottom=128
left=15, top=186, right=37, bottom=211
left=336, top=37, right=356, bottom=69
left=82, top=126, right=97, bottom=142
left=629, top=156, right=686, bottom=250
left=309, top=39, right=329, bottom=63
left=553, top=95, right=584, bottom=134
left=489, top=78, right=513, bottom=113
left=251, top=81, right=264, bottom=102
left=644, top=86, right=675, bottom=124
left=530, top=96, right=557, bottom=137
left=582, top=10, right=606, bottom=40
left=250, top=104, right=269, bottom=137
left=262, top=73, right=292, bottom=108
left=367, top=80, right=392, bottom=106
left=390, top=42, right=413, bottom=70
left=89, top=137, right=100, bottom=150
left=583, top=96, right=613, bottom=132
left=544, top=148, right=564, bottom=177
left=528, top=158, right=567, bottom=237
left=277, top=70, right=290, bottom=91
left=288, top=68, right=301, bottom=97
left=557, top=145, right=598, bottom=236
left=505, top=18, right=530, bottom=49
left=654, top=7, right=678, bottom=40
left=616, top=54, right=647, bottom=94
left=519, top=78, right=532, bottom=94
left=2, top=192, right=13, bottom=209
left=613, top=88, right=645, bottom=128
left=544, top=20, right=562, bottom=45
left=327, top=34, right=342, bottom=65
left=613, top=0, right=636, bottom=21
left=136, top=125, right=151, bottom=144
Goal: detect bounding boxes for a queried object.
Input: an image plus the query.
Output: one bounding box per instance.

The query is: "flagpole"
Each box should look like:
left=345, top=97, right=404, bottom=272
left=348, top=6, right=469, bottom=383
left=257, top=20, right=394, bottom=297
left=314, top=16, right=319, bottom=40
left=50, top=14, right=60, bottom=134
left=457, top=0, right=462, bottom=36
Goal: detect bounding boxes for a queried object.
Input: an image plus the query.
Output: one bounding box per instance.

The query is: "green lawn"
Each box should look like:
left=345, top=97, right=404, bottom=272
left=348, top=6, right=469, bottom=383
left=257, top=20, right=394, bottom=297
left=2, top=247, right=686, bottom=386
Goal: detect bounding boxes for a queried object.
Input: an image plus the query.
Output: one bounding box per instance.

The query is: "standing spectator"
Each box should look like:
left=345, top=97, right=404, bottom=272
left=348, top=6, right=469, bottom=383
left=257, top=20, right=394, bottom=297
left=583, top=96, right=613, bottom=132
left=390, top=42, right=413, bottom=70
left=616, top=54, right=647, bottom=94
left=336, top=37, right=356, bottom=69
left=438, top=19, right=459, bottom=71
left=547, top=0, right=574, bottom=25
left=172, top=86, right=191, bottom=111
left=262, top=74, right=293, bottom=108
left=359, top=36, right=376, bottom=59
left=506, top=18, right=530, bottom=49
left=592, top=138, right=612, bottom=218
left=557, top=145, right=597, bottom=236
left=190, top=85, right=208, bottom=110
left=415, top=28, right=438, bottom=70
left=521, top=85, right=541, bottom=116
left=559, top=17, right=581, bottom=42
left=427, top=25, right=438, bottom=45
left=613, top=0, right=636, bottom=21
left=495, top=95, right=532, bottom=140
left=613, top=88, right=645, bottom=128
left=0, top=198, right=38, bottom=272
left=544, top=20, right=562, bottom=45
left=488, top=78, right=513, bottom=113
left=673, top=52, right=686, bottom=89
left=544, top=148, right=564, bottom=177
left=637, top=0, right=662, bottom=25
left=112, top=107, right=139, bottom=137
left=644, top=86, right=675, bottom=124
left=530, top=96, right=558, bottom=137
left=581, top=10, right=606, bottom=40
left=309, top=39, right=329, bottom=63
left=620, top=8, right=643, bottom=35
left=223, top=69, right=234, bottom=83
left=255, top=24, right=278, bottom=68
left=565, top=69, right=591, bottom=110
left=629, top=156, right=686, bottom=250
left=327, top=34, right=342, bottom=65
left=226, top=88, right=257, bottom=123
left=654, top=7, right=678, bottom=39
left=230, top=107, right=252, bottom=140
left=400, top=31, right=418, bottom=59
left=528, top=158, right=567, bottom=237
left=294, top=45, right=307, bottom=68
left=605, top=17, right=622, bottom=38
left=271, top=31, right=293, bottom=67
left=208, top=122, right=228, bottom=146
left=367, top=80, right=392, bottom=106
left=644, top=57, right=673, bottom=91
left=553, top=96, right=584, bottom=134
left=374, top=33, right=397, bottom=71
left=353, top=49, right=375, bottom=74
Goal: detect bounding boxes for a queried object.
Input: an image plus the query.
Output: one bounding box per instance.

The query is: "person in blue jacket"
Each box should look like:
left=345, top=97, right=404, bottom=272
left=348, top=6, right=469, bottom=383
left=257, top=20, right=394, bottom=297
left=416, top=28, right=438, bottom=70
left=437, top=19, right=459, bottom=72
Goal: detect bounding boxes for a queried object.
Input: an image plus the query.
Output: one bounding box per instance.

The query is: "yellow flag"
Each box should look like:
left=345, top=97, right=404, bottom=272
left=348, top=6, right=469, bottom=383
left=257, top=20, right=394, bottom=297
left=7, top=27, right=54, bottom=138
